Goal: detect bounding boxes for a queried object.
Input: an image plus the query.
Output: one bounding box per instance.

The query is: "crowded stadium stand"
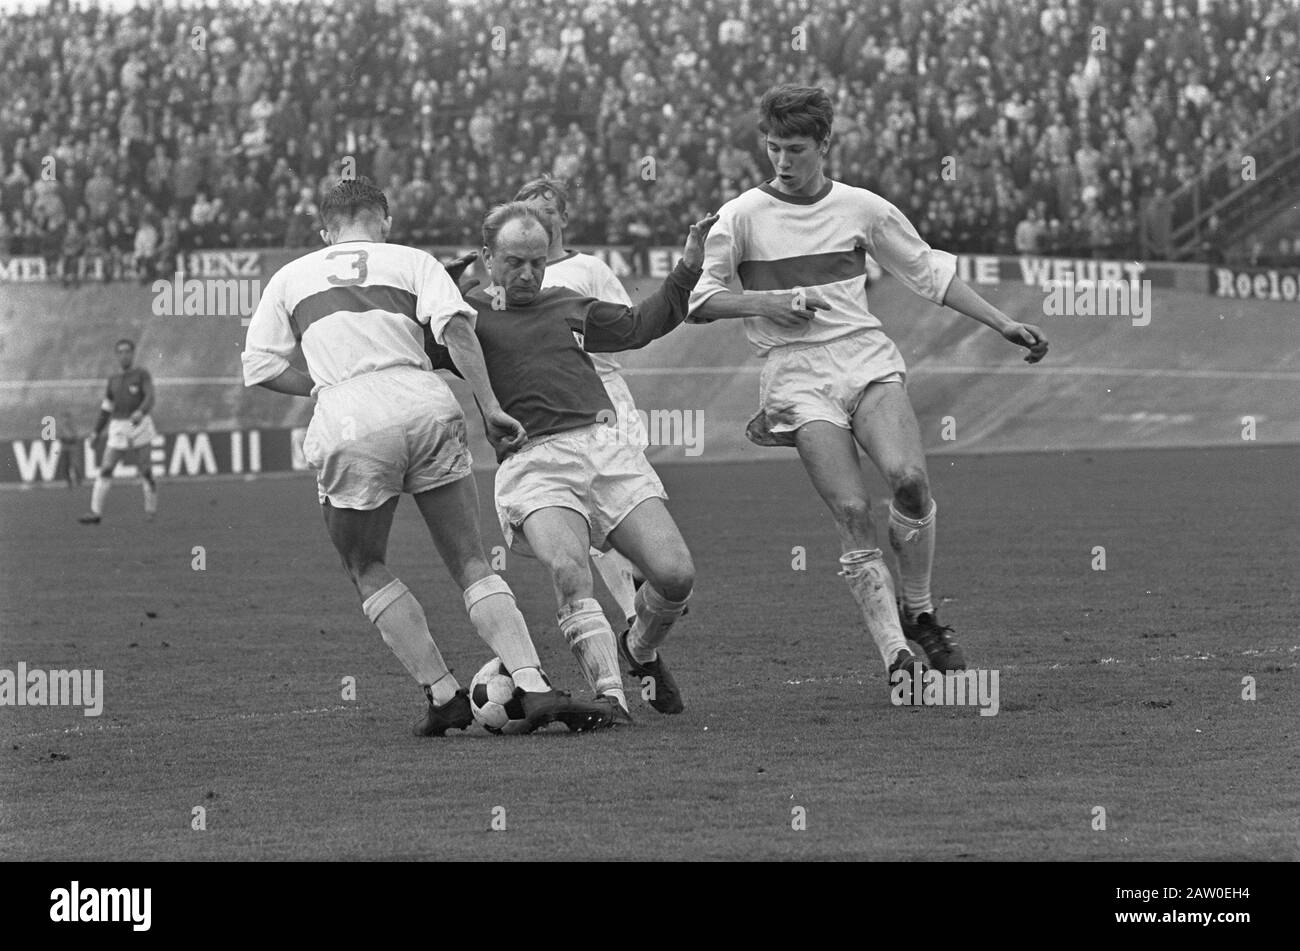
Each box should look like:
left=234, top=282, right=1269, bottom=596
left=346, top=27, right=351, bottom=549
left=2, top=0, right=1298, bottom=283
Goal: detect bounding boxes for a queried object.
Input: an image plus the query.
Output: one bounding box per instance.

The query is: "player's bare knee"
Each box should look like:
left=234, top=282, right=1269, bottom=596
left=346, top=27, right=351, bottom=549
left=892, top=469, right=930, bottom=516
left=645, top=558, right=694, bottom=601
left=829, top=495, right=874, bottom=534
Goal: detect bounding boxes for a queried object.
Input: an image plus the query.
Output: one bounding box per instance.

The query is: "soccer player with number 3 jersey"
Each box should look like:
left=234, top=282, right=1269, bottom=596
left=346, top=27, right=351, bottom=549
left=242, top=179, right=612, bottom=736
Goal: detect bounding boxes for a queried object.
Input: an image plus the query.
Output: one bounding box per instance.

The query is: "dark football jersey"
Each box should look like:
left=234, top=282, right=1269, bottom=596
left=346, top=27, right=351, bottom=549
left=446, top=261, right=698, bottom=440
left=106, top=367, right=151, bottom=418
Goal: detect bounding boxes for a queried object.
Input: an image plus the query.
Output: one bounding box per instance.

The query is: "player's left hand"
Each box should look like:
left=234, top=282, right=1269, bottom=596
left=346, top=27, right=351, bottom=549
left=484, top=408, right=527, bottom=461
left=443, top=251, right=481, bottom=294
left=1003, top=322, right=1049, bottom=364
left=681, top=213, right=720, bottom=271
left=129, top=410, right=144, bottom=424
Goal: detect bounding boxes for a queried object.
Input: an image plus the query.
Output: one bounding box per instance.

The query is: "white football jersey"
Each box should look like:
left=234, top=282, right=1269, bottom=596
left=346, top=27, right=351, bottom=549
left=689, top=180, right=957, bottom=357
left=242, top=241, right=472, bottom=392
left=541, top=250, right=632, bottom=378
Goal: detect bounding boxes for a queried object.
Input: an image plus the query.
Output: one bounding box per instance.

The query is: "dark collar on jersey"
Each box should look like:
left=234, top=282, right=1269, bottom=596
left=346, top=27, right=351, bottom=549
left=759, top=179, right=834, bottom=205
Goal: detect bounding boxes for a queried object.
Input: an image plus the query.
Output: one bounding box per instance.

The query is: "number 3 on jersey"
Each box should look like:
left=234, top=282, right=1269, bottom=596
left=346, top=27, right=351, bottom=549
left=326, top=248, right=369, bottom=286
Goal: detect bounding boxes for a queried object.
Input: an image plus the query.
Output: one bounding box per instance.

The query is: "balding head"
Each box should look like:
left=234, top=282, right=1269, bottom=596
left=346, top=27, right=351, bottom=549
left=481, top=203, right=552, bottom=306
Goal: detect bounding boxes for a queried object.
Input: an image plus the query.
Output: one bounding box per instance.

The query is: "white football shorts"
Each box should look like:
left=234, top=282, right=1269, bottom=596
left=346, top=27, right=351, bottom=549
left=105, top=415, right=158, bottom=451
left=303, top=365, right=471, bottom=510
left=759, top=329, right=907, bottom=434
left=494, top=422, right=666, bottom=556
left=597, top=371, right=649, bottom=452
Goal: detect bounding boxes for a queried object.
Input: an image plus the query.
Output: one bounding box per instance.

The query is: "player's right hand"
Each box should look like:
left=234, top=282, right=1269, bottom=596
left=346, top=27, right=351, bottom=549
left=443, top=251, right=481, bottom=294
left=767, top=289, right=830, bottom=328
left=1003, top=322, right=1049, bottom=363
left=484, top=408, right=527, bottom=461
left=681, top=213, right=720, bottom=270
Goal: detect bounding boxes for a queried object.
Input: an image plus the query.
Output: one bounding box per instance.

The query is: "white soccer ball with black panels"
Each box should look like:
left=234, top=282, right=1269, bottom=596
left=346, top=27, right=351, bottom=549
left=469, top=657, right=530, bottom=734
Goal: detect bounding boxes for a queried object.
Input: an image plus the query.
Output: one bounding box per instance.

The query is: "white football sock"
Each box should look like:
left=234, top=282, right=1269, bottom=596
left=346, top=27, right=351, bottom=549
left=591, top=547, right=638, bottom=624
left=363, top=578, right=457, bottom=702
left=558, top=598, right=625, bottom=707
left=90, top=476, right=110, bottom=515
left=627, top=583, right=689, bottom=664
left=839, top=549, right=909, bottom=668
left=889, top=500, right=936, bottom=619
left=141, top=477, right=158, bottom=515
left=463, top=575, right=548, bottom=693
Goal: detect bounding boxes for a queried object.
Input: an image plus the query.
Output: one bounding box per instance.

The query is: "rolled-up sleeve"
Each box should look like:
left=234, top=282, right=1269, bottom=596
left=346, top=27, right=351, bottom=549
left=867, top=199, right=957, bottom=305
left=241, top=272, right=295, bottom=387
left=418, top=252, right=477, bottom=345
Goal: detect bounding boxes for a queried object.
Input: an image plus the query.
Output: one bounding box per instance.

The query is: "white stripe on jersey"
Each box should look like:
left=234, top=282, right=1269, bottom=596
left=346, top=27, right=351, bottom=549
left=242, top=241, right=473, bottom=391
left=541, top=250, right=633, bottom=377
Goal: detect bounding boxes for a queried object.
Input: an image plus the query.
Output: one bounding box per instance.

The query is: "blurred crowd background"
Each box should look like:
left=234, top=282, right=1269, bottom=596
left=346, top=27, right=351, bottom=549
left=2, top=0, right=1298, bottom=283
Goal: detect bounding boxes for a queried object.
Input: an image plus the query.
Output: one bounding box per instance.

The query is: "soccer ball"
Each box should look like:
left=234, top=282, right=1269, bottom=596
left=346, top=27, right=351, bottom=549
left=468, top=657, right=530, bottom=735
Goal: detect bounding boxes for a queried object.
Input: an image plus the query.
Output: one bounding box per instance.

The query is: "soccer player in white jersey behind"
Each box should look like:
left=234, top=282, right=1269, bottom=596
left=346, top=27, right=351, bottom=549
left=242, top=179, right=612, bottom=736
left=512, top=177, right=647, bottom=632
left=689, top=85, right=1049, bottom=692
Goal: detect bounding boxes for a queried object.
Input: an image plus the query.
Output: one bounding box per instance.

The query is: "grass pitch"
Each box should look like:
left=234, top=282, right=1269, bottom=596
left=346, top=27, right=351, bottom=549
left=1, top=447, right=1296, bottom=860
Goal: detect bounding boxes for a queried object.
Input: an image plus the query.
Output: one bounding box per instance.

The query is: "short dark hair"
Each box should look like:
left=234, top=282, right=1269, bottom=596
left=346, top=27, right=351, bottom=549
left=481, top=202, right=550, bottom=252
left=758, top=84, right=834, bottom=143
left=115, top=339, right=135, bottom=351
left=513, top=177, right=570, bottom=216
left=319, top=177, right=389, bottom=229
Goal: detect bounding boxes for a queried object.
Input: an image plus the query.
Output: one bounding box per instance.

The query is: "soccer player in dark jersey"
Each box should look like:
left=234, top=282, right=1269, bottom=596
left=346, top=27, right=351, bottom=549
left=428, top=203, right=717, bottom=723
left=79, top=339, right=159, bottom=524
left=513, top=177, right=645, bottom=633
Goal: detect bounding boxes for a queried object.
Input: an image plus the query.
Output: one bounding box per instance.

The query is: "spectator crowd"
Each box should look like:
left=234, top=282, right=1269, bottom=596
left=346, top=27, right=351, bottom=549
left=1, top=0, right=1298, bottom=283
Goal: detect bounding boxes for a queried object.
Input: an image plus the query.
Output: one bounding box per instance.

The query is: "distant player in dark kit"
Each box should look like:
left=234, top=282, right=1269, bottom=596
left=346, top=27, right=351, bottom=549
left=428, top=202, right=717, bottom=723
left=690, top=85, right=1050, bottom=693
left=79, top=339, right=159, bottom=523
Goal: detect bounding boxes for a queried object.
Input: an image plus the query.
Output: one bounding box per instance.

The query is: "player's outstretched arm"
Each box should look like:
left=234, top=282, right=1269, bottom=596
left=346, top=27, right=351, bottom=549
left=942, top=277, right=1050, bottom=364
left=441, top=313, right=526, bottom=457
left=691, top=288, right=828, bottom=328
left=687, top=207, right=825, bottom=328
left=583, top=213, right=717, bottom=351
left=257, top=367, right=315, bottom=396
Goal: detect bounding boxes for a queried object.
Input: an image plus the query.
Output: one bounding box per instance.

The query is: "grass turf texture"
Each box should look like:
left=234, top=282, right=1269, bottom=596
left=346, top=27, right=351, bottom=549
left=1, top=446, right=1296, bottom=860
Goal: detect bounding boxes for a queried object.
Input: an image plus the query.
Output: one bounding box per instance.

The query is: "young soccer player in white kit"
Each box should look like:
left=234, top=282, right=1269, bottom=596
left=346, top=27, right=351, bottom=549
left=689, top=85, right=1050, bottom=693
